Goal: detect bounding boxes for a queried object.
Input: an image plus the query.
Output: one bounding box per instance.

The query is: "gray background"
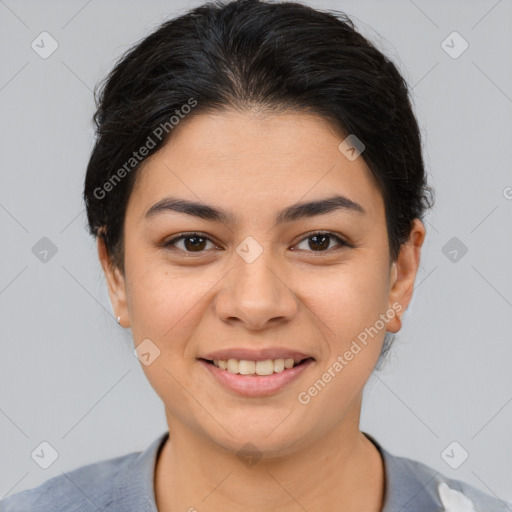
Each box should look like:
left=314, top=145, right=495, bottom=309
left=1, top=0, right=511, bottom=504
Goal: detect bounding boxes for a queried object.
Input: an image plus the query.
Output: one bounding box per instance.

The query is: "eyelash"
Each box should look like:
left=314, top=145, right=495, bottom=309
left=163, top=231, right=350, bottom=255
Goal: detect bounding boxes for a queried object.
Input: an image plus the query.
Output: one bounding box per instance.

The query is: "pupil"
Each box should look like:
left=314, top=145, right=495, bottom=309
left=309, top=234, right=329, bottom=251
left=185, top=235, right=206, bottom=251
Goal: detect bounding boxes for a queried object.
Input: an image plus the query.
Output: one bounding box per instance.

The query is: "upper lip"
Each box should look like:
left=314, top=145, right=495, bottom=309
left=199, top=348, right=314, bottom=363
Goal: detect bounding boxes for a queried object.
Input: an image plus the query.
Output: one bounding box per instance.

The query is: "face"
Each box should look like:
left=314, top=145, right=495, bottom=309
left=99, top=110, right=425, bottom=456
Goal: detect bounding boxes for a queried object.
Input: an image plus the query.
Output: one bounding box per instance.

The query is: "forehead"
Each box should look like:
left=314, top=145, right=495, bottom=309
left=127, top=110, right=384, bottom=223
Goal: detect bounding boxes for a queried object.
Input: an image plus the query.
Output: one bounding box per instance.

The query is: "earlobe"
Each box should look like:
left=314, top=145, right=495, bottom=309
left=97, top=233, right=130, bottom=328
left=386, top=219, right=426, bottom=333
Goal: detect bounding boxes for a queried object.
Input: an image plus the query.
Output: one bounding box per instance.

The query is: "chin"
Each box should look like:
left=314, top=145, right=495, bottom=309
left=202, top=411, right=313, bottom=458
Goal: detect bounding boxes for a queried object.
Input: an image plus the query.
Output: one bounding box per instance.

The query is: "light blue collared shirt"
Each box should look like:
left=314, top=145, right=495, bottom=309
left=1, top=431, right=509, bottom=511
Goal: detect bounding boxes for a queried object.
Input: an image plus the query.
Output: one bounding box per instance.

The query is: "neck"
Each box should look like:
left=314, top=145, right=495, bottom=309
left=154, top=401, right=385, bottom=512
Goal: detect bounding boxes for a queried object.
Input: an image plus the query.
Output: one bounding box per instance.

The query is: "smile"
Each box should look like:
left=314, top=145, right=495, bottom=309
left=198, top=357, right=315, bottom=397
left=204, top=357, right=311, bottom=375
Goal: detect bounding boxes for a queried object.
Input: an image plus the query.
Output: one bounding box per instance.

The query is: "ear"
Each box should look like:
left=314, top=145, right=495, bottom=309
left=97, top=233, right=130, bottom=328
left=386, top=218, right=426, bottom=333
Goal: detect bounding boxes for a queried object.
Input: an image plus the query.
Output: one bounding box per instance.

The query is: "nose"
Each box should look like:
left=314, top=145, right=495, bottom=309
left=214, top=247, right=298, bottom=331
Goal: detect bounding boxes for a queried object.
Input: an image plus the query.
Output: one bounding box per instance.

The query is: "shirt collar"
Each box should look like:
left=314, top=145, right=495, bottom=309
left=112, top=431, right=169, bottom=512
left=114, top=430, right=441, bottom=512
left=364, top=432, right=441, bottom=512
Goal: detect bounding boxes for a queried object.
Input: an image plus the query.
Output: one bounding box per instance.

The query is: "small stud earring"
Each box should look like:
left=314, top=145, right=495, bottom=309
left=116, top=315, right=121, bottom=324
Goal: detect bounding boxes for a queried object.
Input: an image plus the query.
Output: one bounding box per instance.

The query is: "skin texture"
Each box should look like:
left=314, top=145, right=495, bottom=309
left=98, top=110, right=425, bottom=512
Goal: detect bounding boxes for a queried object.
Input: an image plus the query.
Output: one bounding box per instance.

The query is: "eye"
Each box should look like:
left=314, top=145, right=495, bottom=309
left=163, top=231, right=350, bottom=255
left=164, top=233, right=217, bottom=253
left=293, top=231, right=349, bottom=253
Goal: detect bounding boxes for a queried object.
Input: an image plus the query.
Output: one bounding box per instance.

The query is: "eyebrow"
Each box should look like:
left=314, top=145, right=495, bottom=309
left=144, top=194, right=366, bottom=225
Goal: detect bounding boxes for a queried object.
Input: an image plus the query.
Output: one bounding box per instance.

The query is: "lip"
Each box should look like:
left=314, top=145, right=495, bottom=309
left=200, top=347, right=313, bottom=363
left=198, top=357, right=315, bottom=397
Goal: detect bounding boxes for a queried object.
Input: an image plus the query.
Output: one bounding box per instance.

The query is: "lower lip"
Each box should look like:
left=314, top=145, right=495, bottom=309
left=199, top=359, right=314, bottom=397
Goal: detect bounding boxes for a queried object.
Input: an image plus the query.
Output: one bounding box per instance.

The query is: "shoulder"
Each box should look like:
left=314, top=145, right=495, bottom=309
left=0, top=451, right=138, bottom=512
left=383, top=447, right=510, bottom=511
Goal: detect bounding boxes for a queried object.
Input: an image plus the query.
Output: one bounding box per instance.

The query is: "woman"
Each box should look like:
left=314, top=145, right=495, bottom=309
left=1, top=0, right=508, bottom=511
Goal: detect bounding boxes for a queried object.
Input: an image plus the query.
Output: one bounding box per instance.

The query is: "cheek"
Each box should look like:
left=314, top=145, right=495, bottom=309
left=124, top=240, right=190, bottom=334
left=308, top=259, right=391, bottom=344
left=127, top=275, right=174, bottom=339
left=126, top=271, right=207, bottom=412
left=298, top=266, right=390, bottom=414
left=126, top=259, right=218, bottom=352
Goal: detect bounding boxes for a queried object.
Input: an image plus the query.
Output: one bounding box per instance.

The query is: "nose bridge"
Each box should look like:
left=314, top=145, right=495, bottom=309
left=233, top=234, right=282, bottom=300
left=215, top=235, right=297, bottom=327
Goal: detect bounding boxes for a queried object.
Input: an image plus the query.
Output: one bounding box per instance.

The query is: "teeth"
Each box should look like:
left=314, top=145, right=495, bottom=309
left=273, top=359, right=285, bottom=372
left=227, top=359, right=239, bottom=373
left=212, top=357, right=305, bottom=375
left=255, top=360, right=274, bottom=375
left=239, top=360, right=256, bottom=374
